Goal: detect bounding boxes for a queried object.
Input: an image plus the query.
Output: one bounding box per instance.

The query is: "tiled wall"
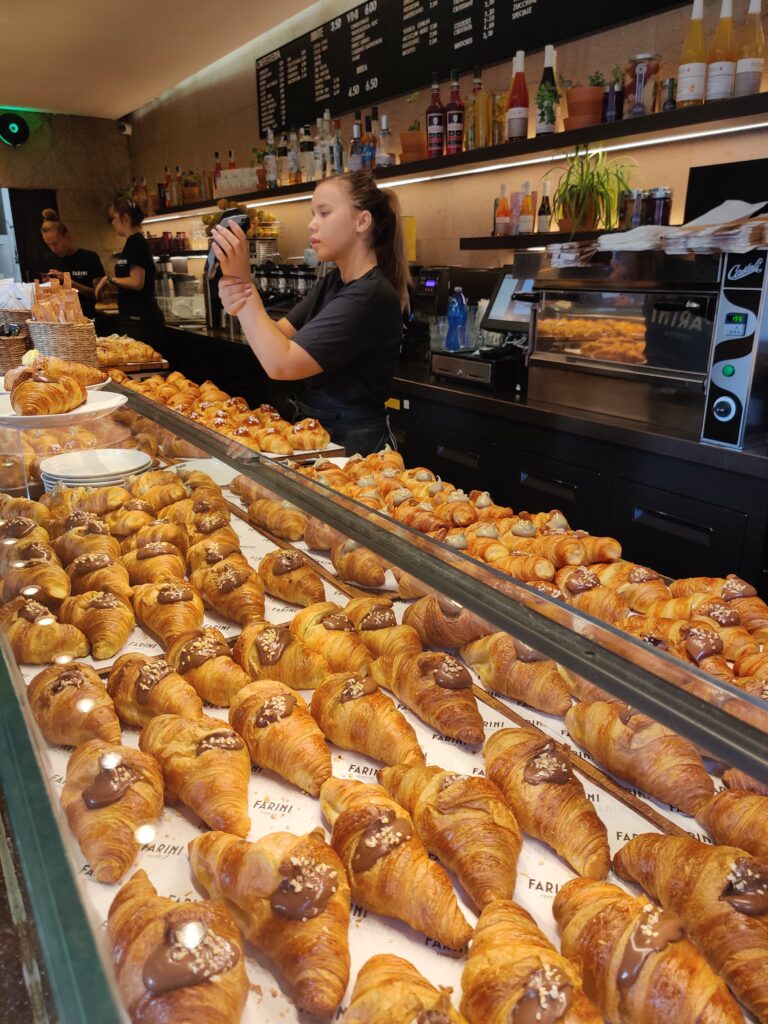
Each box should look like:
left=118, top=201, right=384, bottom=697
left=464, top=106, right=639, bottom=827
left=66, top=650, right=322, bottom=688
left=0, top=112, right=131, bottom=271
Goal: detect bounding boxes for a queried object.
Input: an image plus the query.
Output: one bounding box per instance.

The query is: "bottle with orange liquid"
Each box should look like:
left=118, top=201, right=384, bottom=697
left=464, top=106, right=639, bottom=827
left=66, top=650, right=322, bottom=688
left=495, top=183, right=511, bottom=236
left=678, top=0, right=707, bottom=106
left=735, top=0, right=765, bottom=96
left=706, top=0, right=736, bottom=101
left=506, top=51, right=530, bottom=142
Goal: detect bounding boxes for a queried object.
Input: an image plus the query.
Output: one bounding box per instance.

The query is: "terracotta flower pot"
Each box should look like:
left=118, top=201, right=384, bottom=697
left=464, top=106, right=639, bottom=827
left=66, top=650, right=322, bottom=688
left=557, top=197, right=599, bottom=233
left=564, top=86, right=604, bottom=127
left=399, top=130, right=428, bottom=164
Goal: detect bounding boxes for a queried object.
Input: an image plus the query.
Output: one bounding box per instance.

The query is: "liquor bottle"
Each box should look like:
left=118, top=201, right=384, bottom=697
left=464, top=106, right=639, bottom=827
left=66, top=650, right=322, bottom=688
left=506, top=51, right=529, bottom=142
left=277, top=132, right=290, bottom=186
left=444, top=69, right=465, bottom=155
left=518, top=181, right=535, bottom=233
left=361, top=115, right=376, bottom=169
left=370, top=105, right=380, bottom=147
left=163, top=166, right=174, bottom=207
left=470, top=66, right=493, bottom=150
left=174, top=166, right=184, bottom=205
left=300, top=125, right=315, bottom=182
left=678, top=0, right=707, bottom=106
left=353, top=109, right=363, bottom=138
left=735, top=0, right=765, bottom=95
left=264, top=129, right=278, bottom=190
left=332, top=119, right=346, bottom=174
left=348, top=122, right=364, bottom=172
left=375, top=113, right=395, bottom=166
left=535, top=44, right=558, bottom=135
left=426, top=73, right=446, bottom=158
left=537, top=180, right=553, bottom=232
left=228, top=149, right=237, bottom=169
left=138, top=176, right=152, bottom=215
left=313, top=118, right=326, bottom=179
left=288, top=129, right=300, bottom=184
left=706, top=0, right=736, bottom=101
left=495, top=183, right=511, bottom=236
left=251, top=148, right=266, bottom=191
left=213, top=151, right=222, bottom=189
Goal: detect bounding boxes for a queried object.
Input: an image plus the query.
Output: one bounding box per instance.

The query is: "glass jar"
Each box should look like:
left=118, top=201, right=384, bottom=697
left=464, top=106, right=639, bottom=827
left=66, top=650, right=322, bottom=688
left=620, top=189, right=646, bottom=229
left=648, top=187, right=673, bottom=226
left=625, top=53, right=662, bottom=116
left=602, top=83, right=625, bottom=122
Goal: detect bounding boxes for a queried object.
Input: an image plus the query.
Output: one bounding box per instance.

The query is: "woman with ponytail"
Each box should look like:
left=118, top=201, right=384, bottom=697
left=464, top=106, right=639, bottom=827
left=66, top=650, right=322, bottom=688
left=212, top=171, right=409, bottom=456
left=40, top=209, right=105, bottom=319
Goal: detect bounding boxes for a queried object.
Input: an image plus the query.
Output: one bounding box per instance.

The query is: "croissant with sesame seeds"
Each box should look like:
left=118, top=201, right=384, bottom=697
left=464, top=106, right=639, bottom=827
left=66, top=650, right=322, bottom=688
left=189, top=828, right=350, bottom=1018
left=165, top=627, right=252, bottom=707
left=232, top=619, right=330, bottom=689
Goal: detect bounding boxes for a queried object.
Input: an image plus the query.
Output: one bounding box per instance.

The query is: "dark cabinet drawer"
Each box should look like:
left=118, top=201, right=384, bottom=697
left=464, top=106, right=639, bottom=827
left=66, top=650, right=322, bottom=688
left=418, top=424, right=499, bottom=494
left=500, top=447, right=605, bottom=531
left=608, top=478, right=748, bottom=579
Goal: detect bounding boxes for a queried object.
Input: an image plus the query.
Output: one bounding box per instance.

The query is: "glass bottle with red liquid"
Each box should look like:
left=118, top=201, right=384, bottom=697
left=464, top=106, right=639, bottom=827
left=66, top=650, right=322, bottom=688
left=426, top=73, right=446, bottom=158
left=445, top=69, right=465, bottom=155
left=506, top=50, right=529, bottom=142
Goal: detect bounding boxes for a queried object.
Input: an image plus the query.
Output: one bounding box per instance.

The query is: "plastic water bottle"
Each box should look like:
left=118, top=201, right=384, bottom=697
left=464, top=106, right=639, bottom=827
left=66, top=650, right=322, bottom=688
left=444, top=286, right=468, bottom=351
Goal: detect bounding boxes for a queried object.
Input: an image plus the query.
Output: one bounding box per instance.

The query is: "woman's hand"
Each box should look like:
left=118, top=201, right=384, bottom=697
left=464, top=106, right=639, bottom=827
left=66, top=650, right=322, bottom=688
left=219, top=275, right=254, bottom=317
left=94, top=275, right=109, bottom=300
left=211, top=219, right=252, bottom=281
left=45, top=269, right=64, bottom=283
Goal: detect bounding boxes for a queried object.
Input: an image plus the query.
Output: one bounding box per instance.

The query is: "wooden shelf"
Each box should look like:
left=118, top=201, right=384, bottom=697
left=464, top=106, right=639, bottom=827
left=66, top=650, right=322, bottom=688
left=143, top=91, right=768, bottom=224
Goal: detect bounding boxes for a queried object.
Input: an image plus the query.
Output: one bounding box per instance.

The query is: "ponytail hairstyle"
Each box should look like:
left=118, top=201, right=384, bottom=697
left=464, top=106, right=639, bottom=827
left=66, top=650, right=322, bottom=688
left=343, top=171, right=411, bottom=310
left=110, top=195, right=145, bottom=227
left=41, top=208, right=68, bottom=237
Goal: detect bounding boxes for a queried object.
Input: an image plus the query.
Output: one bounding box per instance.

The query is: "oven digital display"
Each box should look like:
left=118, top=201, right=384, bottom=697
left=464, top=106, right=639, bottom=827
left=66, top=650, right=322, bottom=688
left=724, top=311, right=749, bottom=338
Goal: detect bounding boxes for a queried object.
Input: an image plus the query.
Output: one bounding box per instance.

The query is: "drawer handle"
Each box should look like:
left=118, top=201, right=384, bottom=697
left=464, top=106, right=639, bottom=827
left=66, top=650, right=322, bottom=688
left=519, top=471, right=576, bottom=504
left=436, top=444, right=480, bottom=469
left=632, top=506, right=713, bottom=546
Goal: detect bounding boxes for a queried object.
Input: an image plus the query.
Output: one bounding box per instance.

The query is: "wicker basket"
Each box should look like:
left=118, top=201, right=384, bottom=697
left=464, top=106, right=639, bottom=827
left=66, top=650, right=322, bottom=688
left=0, top=310, right=32, bottom=373
left=27, top=320, right=98, bottom=367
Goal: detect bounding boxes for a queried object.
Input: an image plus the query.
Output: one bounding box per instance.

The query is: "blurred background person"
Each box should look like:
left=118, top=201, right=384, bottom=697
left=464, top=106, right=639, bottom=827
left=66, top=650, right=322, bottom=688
left=40, top=207, right=105, bottom=319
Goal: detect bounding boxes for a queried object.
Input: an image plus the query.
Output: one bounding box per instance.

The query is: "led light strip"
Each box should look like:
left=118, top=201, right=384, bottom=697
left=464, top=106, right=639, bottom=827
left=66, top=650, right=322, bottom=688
left=143, top=118, right=768, bottom=223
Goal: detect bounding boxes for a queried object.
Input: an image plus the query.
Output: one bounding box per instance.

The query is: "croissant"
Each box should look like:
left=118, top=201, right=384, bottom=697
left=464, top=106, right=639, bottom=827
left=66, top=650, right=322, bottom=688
left=303, top=514, right=344, bottom=551
left=432, top=494, right=479, bottom=528
left=7, top=354, right=106, bottom=388
left=230, top=472, right=276, bottom=505
left=176, top=466, right=220, bottom=490
left=371, top=650, right=485, bottom=745
left=723, top=767, right=768, bottom=796
left=592, top=561, right=672, bottom=611
left=2, top=556, right=71, bottom=606
left=614, top=834, right=768, bottom=1023
left=566, top=701, right=714, bottom=815
left=669, top=575, right=768, bottom=639
left=697, top=789, right=768, bottom=858
left=128, top=468, right=180, bottom=496
left=248, top=497, right=307, bottom=540
left=460, top=899, right=602, bottom=1024
left=187, top=516, right=241, bottom=551
left=0, top=597, right=89, bottom=663
left=460, top=632, right=572, bottom=715
left=139, top=713, right=250, bottom=836
left=165, top=627, right=251, bottom=707
left=66, top=551, right=132, bottom=602
left=229, top=680, right=332, bottom=796
left=73, top=485, right=131, bottom=517
left=320, top=777, right=472, bottom=949
left=107, top=868, right=248, bottom=1023
left=0, top=516, right=50, bottom=551
left=402, top=594, right=491, bottom=648
left=0, top=537, right=58, bottom=578
left=345, top=954, right=467, bottom=1024
left=254, top=424, right=294, bottom=454
left=121, top=540, right=186, bottom=585
left=501, top=530, right=586, bottom=567
left=310, top=672, right=425, bottom=766
left=103, top=499, right=155, bottom=538
left=492, top=552, right=557, bottom=582
left=288, top=416, right=331, bottom=450
left=107, top=653, right=203, bottom=727
left=290, top=602, right=373, bottom=675
left=159, top=495, right=229, bottom=528
left=553, top=877, right=743, bottom=1024
left=61, top=740, right=163, bottom=884
left=256, top=547, right=325, bottom=607
left=232, top=620, right=330, bottom=689
left=131, top=581, right=205, bottom=645
left=186, top=536, right=245, bottom=575
left=390, top=496, right=448, bottom=538
left=391, top=566, right=436, bottom=600
left=0, top=494, right=51, bottom=528
left=484, top=726, right=610, bottom=878
left=379, top=763, right=522, bottom=911
left=57, top=591, right=135, bottom=661
left=330, top=537, right=388, bottom=588
left=196, top=560, right=265, bottom=624
left=189, top=828, right=350, bottom=1017
left=10, top=368, right=86, bottom=415
left=344, top=595, right=423, bottom=658
left=54, top=520, right=121, bottom=566
left=121, top=519, right=190, bottom=555
left=555, top=566, right=630, bottom=621
left=27, top=663, right=121, bottom=746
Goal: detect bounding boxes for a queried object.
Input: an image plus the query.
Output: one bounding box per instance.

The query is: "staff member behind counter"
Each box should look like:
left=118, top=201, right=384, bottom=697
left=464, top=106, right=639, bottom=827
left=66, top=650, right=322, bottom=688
left=40, top=209, right=105, bottom=319
left=213, top=171, right=409, bottom=457
left=95, top=196, right=164, bottom=342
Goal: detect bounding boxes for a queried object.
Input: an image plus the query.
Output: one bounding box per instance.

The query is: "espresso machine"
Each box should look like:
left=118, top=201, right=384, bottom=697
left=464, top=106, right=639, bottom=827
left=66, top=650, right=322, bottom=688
left=204, top=257, right=317, bottom=330
left=402, top=266, right=450, bottom=363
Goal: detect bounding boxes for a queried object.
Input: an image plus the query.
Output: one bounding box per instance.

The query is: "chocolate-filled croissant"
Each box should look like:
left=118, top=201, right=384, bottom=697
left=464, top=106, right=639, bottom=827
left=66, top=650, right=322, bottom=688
left=66, top=551, right=132, bottom=602
left=0, top=597, right=89, bottom=664
left=121, top=540, right=187, bottom=585
left=11, top=368, right=86, bottom=415
left=2, top=556, right=71, bottom=606
left=132, top=581, right=205, bottom=645
left=107, top=653, right=203, bottom=727
left=27, top=662, right=121, bottom=746
left=120, top=519, right=190, bottom=555
left=54, top=520, right=121, bottom=566
left=197, top=560, right=265, bottom=625
left=232, top=620, right=330, bottom=689
left=257, top=547, right=325, bottom=607
left=58, top=590, right=135, bottom=661
left=344, top=596, right=422, bottom=659
left=166, top=627, right=251, bottom=707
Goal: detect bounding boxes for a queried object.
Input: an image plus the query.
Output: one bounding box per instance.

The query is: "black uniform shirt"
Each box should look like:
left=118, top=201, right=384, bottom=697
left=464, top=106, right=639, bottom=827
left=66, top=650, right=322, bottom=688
left=114, top=233, right=156, bottom=318
left=46, top=248, right=105, bottom=318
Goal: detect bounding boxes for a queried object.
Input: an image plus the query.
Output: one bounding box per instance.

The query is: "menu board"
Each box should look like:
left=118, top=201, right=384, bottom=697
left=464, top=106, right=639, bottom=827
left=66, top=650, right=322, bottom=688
left=256, top=0, right=687, bottom=135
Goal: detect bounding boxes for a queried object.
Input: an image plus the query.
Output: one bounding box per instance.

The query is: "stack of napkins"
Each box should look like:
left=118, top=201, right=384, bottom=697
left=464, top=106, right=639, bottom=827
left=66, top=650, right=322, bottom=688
left=546, top=240, right=599, bottom=267
left=596, top=225, right=668, bottom=251
left=0, top=279, right=33, bottom=310
left=596, top=200, right=768, bottom=254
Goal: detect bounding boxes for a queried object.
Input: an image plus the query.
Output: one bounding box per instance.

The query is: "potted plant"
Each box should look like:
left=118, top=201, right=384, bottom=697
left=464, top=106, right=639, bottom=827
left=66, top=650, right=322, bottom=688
left=549, top=145, right=634, bottom=235
left=399, top=92, right=428, bottom=163
left=535, top=80, right=560, bottom=134
left=602, top=64, right=625, bottom=123
left=562, top=73, right=605, bottom=129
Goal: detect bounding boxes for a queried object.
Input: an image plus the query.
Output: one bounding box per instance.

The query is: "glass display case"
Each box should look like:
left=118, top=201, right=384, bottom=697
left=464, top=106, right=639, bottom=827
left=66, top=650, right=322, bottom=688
left=0, top=382, right=765, bottom=1024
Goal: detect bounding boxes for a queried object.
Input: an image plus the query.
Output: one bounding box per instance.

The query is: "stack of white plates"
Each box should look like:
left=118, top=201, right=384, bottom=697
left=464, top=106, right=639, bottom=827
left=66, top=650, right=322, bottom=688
left=39, top=448, right=153, bottom=492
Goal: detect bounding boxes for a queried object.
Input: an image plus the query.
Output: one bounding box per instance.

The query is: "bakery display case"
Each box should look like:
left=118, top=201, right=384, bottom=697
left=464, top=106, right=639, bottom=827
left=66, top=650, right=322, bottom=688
left=0, top=380, right=766, bottom=1024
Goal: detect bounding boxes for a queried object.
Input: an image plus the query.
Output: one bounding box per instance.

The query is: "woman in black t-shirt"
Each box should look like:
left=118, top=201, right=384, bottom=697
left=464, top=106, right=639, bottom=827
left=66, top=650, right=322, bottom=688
left=95, top=196, right=164, bottom=343
left=40, top=208, right=105, bottom=319
left=212, top=171, right=409, bottom=456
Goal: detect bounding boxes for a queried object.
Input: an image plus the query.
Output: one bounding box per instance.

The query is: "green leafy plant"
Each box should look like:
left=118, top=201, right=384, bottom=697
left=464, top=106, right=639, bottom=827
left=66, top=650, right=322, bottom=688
left=610, top=64, right=624, bottom=86
left=547, top=145, right=634, bottom=234
left=535, top=81, right=560, bottom=128
left=587, top=71, right=606, bottom=87
left=405, top=91, right=421, bottom=131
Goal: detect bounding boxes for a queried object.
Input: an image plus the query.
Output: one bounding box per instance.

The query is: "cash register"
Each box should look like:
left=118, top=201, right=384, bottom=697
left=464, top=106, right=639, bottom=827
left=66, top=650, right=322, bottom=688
left=429, top=266, right=533, bottom=391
